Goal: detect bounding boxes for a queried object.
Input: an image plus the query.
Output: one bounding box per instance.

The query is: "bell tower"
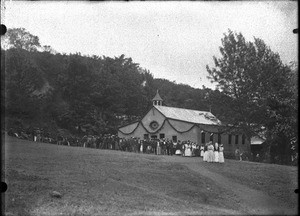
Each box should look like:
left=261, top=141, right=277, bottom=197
left=152, top=90, right=163, bottom=106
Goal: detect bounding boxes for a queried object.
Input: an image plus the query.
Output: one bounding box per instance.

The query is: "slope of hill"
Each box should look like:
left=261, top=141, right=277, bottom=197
left=3, top=135, right=297, bottom=215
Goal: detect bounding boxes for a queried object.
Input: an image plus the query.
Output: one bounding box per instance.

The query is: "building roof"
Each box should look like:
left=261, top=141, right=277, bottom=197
left=154, top=105, right=222, bottom=125
left=250, top=136, right=265, bottom=145
left=152, top=90, right=163, bottom=101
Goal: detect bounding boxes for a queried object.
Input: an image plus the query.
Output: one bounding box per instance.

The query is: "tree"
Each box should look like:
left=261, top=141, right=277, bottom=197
left=2, top=28, right=41, bottom=51
left=206, top=29, right=297, bottom=164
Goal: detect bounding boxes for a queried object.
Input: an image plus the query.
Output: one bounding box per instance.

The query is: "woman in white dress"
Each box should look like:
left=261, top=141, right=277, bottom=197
left=140, top=140, right=144, bottom=153
left=200, top=145, right=204, bottom=157
left=219, top=144, right=225, bottom=163
left=185, top=142, right=192, bottom=157
left=207, top=142, right=214, bottom=162
left=214, top=142, right=219, bottom=163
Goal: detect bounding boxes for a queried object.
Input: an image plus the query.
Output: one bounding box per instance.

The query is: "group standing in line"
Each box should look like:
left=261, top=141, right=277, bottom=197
left=201, top=141, right=225, bottom=163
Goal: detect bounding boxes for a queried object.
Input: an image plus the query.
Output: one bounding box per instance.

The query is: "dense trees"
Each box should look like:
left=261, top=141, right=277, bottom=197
left=2, top=28, right=212, bottom=136
left=206, top=29, right=298, bottom=164
left=2, top=28, right=41, bottom=51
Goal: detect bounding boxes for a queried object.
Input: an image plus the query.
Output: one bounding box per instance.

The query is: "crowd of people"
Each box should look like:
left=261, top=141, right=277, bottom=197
left=118, top=138, right=226, bottom=163
left=7, top=127, right=228, bottom=163
left=7, top=127, right=119, bottom=149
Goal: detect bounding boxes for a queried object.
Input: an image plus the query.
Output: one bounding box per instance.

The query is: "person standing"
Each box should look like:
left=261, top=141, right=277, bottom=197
left=235, top=147, right=240, bottom=160
left=157, top=140, right=161, bottom=155
left=219, top=144, right=225, bottom=163
left=214, top=143, right=219, bottom=163
left=207, top=142, right=214, bottom=162
left=169, top=140, right=174, bottom=156
left=203, top=143, right=208, bottom=161
left=181, top=141, right=186, bottom=157
left=200, top=145, right=205, bottom=157
left=185, top=141, right=192, bottom=157
left=191, top=142, right=196, bottom=157
left=166, top=139, right=170, bottom=155
left=140, top=140, right=144, bottom=153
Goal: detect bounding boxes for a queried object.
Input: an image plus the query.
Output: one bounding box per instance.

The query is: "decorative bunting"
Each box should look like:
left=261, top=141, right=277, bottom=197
left=118, top=118, right=228, bottom=136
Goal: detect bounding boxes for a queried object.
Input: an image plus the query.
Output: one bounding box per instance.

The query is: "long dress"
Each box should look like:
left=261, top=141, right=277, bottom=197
left=207, top=144, right=214, bottom=162
left=203, top=146, right=208, bottom=161
left=184, top=144, right=192, bottom=157
left=200, top=146, right=204, bottom=157
left=214, top=144, right=219, bottom=163
left=219, top=146, right=225, bottom=163
left=140, top=141, right=143, bottom=153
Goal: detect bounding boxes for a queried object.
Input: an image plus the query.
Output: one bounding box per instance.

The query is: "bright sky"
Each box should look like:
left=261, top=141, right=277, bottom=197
left=2, top=1, right=298, bottom=89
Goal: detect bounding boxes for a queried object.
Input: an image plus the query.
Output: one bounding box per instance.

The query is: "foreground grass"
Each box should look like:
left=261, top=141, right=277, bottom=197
left=199, top=159, right=298, bottom=209
left=3, top=136, right=298, bottom=215
left=4, top=136, right=238, bottom=216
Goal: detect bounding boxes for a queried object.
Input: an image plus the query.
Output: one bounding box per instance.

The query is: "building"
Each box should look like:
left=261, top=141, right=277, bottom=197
left=250, top=136, right=266, bottom=154
left=118, top=91, right=250, bottom=155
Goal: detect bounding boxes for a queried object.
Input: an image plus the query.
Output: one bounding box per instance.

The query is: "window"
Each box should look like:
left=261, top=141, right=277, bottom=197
left=201, top=132, right=206, bottom=143
left=144, top=134, right=149, bottom=140
left=242, top=134, right=246, bottom=145
left=235, top=135, right=239, bottom=145
left=228, top=135, right=232, bottom=144
left=218, top=134, right=221, bottom=144
left=172, top=136, right=177, bottom=142
left=210, top=133, right=214, bottom=142
left=159, top=133, right=165, bottom=139
left=151, top=135, right=157, bottom=140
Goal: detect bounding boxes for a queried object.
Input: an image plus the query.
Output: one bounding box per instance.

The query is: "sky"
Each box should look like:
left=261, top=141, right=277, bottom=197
left=2, top=1, right=298, bottom=89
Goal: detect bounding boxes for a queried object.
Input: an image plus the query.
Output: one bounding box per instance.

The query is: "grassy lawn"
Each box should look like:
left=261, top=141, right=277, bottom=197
left=199, top=158, right=298, bottom=209
left=3, top=135, right=298, bottom=215
left=3, top=136, right=239, bottom=216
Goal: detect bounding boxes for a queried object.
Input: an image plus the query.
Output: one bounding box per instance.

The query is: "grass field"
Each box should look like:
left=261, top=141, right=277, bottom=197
left=3, top=135, right=298, bottom=215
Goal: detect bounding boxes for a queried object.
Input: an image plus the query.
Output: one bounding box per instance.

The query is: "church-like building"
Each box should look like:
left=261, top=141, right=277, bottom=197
left=118, top=91, right=250, bottom=155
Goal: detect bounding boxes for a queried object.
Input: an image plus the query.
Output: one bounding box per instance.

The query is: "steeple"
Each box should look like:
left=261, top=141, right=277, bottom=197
left=152, top=90, right=163, bottom=106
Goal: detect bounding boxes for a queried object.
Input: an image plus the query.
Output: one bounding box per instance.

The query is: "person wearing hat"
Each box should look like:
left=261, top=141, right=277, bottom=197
left=219, top=144, right=225, bottom=163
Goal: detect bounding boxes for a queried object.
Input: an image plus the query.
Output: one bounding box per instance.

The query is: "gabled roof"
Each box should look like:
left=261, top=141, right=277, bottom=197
left=154, top=105, right=222, bottom=125
left=250, top=136, right=266, bottom=145
left=152, top=91, right=163, bottom=101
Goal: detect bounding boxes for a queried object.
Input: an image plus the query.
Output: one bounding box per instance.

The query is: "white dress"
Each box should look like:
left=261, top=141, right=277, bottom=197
left=200, top=146, right=204, bottom=157
left=219, top=146, right=225, bottom=163
left=185, top=144, right=192, bottom=157
left=140, top=142, right=143, bottom=153
left=214, top=144, right=219, bottom=162
left=203, top=146, right=208, bottom=161
left=207, top=145, right=214, bottom=162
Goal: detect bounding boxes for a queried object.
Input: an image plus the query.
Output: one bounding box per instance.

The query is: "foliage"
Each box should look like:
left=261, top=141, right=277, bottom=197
left=206, top=29, right=298, bottom=164
left=2, top=28, right=41, bottom=51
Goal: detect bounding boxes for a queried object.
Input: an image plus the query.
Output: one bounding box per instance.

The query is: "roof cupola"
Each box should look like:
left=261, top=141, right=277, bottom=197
left=152, top=90, right=163, bottom=106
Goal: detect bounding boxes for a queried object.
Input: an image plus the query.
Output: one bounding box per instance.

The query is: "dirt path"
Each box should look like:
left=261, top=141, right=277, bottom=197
left=162, top=156, right=295, bottom=215
left=111, top=178, right=242, bottom=215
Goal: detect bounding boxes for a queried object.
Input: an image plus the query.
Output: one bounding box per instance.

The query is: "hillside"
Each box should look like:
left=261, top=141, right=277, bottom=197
left=2, top=48, right=226, bottom=137
left=3, top=135, right=297, bottom=215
